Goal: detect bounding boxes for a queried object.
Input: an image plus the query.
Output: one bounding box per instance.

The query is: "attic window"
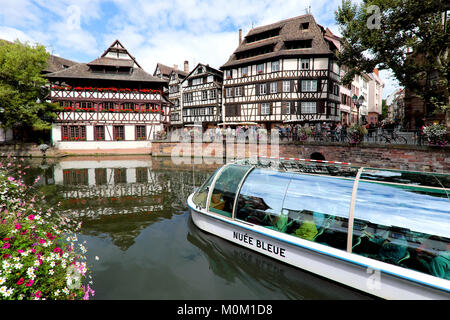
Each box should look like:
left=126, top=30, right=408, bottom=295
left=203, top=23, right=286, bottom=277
left=235, top=44, right=275, bottom=60
left=197, top=68, right=203, bottom=74
left=284, top=39, right=312, bottom=50
left=246, top=27, right=281, bottom=43
left=300, top=22, right=309, bottom=30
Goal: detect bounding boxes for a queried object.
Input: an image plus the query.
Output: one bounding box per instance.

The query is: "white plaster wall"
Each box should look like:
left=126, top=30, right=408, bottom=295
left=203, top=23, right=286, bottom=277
left=283, top=59, right=297, bottom=71
left=314, top=57, right=328, bottom=70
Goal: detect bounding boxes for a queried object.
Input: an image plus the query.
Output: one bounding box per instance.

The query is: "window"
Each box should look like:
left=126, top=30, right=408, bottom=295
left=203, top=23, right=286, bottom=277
left=301, top=80, right=317, bottom=92
left=136, top=125, right=146, bottom=140
left=241, top=66, right=248, bottom=77
left=225, top=105, right=240, bottom=117
left=209, top=165, right=251, bottom=217
left=301, top=101, right=316, bottom=113
left=95, top=168, right=107, bottom=185
left=104, top=102, right=117, bottom=112
left=202, top=90, right=208, bottom=100
left=192, top=78, right=203, bottom=85
left=94, top=126, right=105, bottom=141
left=282, top=102, right=292, bottom=114
left=114, top=168, right=127, bottom=184
left=236, top=169, right=354, bottom=250
left=226, top=70, right=232, bottom=79
left=271, top=60, right=279, bottom=72
left=261, top=103, right=270, bottom=115
left=257, top=64, right=264, bottom=74
left=61, top=125, right=86, bottom=141
left=226, top=87, right=233, bottom=98
left=209, top=89, right=216, bottom=100
left=301, top=58, right=310, bottom=70
left=283, top=80, right=291, bottom=93
left=259, top=83, right=267, bottom=95
left=235, top=87, right=242, bottom=97
left=300, top=22, right=309, bottom=30
left=193, top=168, right=221, bottom=209
left=270, top=82, right=277, bottom=94
left=114, top=125, right=125, bottom=141
left=136, top=168, right=148, bottom=183
left=63, top=169, right=88, bottom=186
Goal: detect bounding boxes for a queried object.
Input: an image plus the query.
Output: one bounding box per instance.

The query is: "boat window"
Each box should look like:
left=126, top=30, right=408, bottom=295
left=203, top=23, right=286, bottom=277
left=282, top=174, right=354, bottom=250
left=208, top=164, right=252, bottom=218
left=236, top=169, right=292, bottom=226
left=193, top=168, right=220, bottom=209
left=352, top=169, right=450, bottom=280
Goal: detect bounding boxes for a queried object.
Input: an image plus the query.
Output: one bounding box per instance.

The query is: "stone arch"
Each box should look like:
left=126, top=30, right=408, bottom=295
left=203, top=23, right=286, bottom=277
left=310, top=152, right=325, bottom=160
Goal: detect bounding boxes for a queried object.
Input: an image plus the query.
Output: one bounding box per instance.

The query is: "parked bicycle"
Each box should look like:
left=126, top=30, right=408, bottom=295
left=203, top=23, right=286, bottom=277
left=379, top=130, right=407, bottom=144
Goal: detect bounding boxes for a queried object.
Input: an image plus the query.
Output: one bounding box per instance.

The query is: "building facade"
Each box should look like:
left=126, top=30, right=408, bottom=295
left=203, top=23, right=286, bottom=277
left=167, top=65, right=189, bottom=128
left=367, top=69, right=384, bottom=124
left=45, top=40, right=170, bottom=150
left=181, top=63, right=223, bottom=129
left=220, top=14, right=341, bottom=129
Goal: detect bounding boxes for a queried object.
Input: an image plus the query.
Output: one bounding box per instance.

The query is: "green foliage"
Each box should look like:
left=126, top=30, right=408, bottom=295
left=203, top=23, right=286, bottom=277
left=423, top=124, right=448, bottom=146
left=0, top=155, right=94, bottom=300
left=335, top=0, right=450, bottom=114
left=0, top=39, right=61, bottom=131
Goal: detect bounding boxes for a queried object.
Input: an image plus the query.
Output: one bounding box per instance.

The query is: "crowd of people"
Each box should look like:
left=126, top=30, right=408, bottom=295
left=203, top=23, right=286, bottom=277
left=166, top=119, right=410, bottom=143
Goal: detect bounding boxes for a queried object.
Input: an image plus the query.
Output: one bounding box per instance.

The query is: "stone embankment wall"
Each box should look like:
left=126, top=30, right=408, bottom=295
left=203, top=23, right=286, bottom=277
left=151, top=141, right=449, bottom=173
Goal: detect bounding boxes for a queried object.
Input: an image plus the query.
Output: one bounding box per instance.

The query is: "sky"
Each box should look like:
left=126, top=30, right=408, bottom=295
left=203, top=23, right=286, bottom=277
left=0, top=0, right=399, bottom=98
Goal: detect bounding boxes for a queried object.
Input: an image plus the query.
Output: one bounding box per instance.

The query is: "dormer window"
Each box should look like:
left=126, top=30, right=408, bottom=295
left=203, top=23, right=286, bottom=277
left=197, top=67, right=203, bottom=74
left=300, top=22, right=309, bottom=30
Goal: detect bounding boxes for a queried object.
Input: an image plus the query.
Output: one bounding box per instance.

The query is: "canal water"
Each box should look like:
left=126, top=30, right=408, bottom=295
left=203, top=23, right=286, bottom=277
left=27, top=155, right=371, bottom=300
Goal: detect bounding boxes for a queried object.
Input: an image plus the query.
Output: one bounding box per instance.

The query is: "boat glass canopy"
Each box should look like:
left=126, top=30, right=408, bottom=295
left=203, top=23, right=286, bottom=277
left=191, top=160, right=450, bottom=282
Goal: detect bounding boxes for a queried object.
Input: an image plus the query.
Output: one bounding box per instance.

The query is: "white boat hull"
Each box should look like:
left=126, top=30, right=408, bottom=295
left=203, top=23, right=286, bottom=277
left=188, top=194, right=450, bottom=300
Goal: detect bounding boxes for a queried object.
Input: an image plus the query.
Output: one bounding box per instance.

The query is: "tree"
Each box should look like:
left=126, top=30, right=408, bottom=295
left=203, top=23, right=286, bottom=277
left=335, top=0, right=449, bottom=115
left=0, top=40, right=60, bottom=134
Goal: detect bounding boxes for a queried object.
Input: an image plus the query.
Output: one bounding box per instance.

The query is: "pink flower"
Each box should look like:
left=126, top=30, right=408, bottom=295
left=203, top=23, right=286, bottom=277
left=39, top=239, right=45, bottom=244
left=17, top=249, right=24, bottom=254
left=2, top=243, right=10, bottom=249
left=15, top=224, right=21, bottom=229
left=34, top=291, right=42, bottom=298
left=16, top=278, right=24, bottom=285
left=27, top=214, right=35, bottom=221
left=26, top=279, right=34, bottom=287
left=7, top=176, right=14, bottom=182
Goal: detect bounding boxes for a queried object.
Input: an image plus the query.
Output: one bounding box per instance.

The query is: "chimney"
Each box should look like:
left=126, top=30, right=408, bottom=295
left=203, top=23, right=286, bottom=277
left=373, top=68, right=379, bottom=76
left=239, top=29, right=242, bottom=45
left=184, top=60, right=189, bottom=73
left=173, top=64, right=178, bottom=70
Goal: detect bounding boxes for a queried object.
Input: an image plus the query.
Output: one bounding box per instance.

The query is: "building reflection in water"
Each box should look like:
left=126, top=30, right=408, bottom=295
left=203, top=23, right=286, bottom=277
left=46, top=156, right=218, bottom=250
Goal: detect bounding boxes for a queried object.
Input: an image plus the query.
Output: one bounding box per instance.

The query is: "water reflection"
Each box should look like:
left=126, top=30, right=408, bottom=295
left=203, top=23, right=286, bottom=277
left=20, top=156, right=371, bottom=299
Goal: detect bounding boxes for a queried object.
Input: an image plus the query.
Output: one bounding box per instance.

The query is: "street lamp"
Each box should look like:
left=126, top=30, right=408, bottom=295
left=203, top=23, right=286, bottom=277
left=352, top=94, right=365, bottom=125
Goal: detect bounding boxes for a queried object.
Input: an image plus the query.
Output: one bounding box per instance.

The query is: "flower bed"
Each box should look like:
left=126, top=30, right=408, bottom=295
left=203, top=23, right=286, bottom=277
left=0, top=156, right=94, bottom=300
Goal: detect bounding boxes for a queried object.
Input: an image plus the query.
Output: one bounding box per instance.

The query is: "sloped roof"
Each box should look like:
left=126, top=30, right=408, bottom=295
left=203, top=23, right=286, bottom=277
left=44, top=55, right=78, bottom=73
left=181, top=63, right=223, bottom=84
left=221, top=14, right=335, bottom=69
left=45, top=40, right=165, bottom=84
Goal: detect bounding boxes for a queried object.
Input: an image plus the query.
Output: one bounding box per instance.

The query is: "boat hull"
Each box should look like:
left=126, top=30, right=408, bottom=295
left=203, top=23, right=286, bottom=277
left=188, top=194, right=450, bottom=300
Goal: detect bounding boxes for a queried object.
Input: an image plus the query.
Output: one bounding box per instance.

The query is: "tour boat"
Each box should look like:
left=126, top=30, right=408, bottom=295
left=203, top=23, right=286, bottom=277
left=187, top=157, right=450, bottom=300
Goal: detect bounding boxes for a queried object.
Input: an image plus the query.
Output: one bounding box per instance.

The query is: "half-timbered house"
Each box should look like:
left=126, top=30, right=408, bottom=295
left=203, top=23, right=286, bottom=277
left=220, top=14, right=341, bottom=128
left=168, top=66, right=189, bottom=128
left=181, top=63, right=223, bottom=129
left=45, top=40, right=170, bottom=151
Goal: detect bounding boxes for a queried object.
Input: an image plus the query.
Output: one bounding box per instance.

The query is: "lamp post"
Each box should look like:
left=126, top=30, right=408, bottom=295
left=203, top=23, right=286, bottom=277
left=352, top=94, right=365, bottom=125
